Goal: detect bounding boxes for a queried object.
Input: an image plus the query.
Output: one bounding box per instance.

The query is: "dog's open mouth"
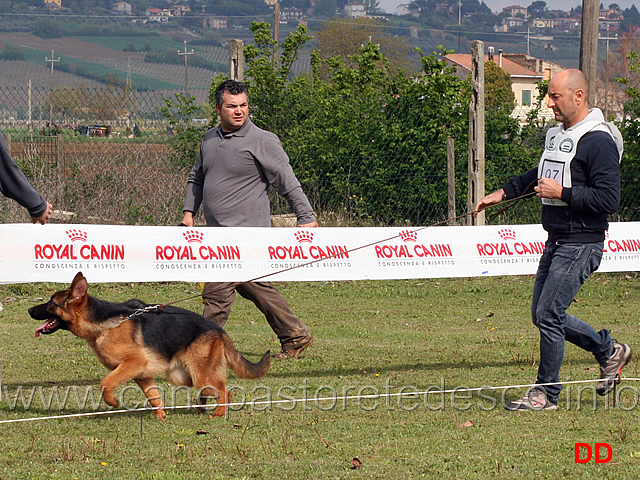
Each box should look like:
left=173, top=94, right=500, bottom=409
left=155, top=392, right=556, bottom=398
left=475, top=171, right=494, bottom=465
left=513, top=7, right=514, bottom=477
left=35, top=318, right=62, bottom=338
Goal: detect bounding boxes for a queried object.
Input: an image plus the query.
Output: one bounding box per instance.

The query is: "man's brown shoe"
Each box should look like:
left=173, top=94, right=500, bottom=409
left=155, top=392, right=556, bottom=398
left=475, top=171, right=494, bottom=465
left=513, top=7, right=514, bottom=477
left=273, top=336, right=314, bottom=360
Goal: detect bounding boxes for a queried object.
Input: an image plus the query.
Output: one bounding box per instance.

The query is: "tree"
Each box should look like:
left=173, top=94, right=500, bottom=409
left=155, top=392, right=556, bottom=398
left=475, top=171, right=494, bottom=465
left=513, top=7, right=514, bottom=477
left=623, top=4, right=639, bottom=20
left=363, top=0, right=380, bottom=13
left=615, top=51, right=640, bottom=220
left=315, top=0, right=338, bottom=17
left=0, top=44, right=25, bottom=60
left=484, top=61, right=515, bottom=111
left=528, top=0, right=547, bottom=17
left=315, top=18, right=415, bottom=73
left=33, top=17, right=64, bottom=38
left=257, top=40, right=470, bottom=224
left=243, top=22, right=313, bottom=127
left=161, top=92, right=215, bottom=169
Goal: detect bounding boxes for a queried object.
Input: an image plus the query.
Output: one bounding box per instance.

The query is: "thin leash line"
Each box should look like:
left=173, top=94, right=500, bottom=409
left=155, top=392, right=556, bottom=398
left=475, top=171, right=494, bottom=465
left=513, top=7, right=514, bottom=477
left=1, top=377, right=636, bottom=425
left=156, top=192, right=535, bottom=310
left=488, top=191, right=536, bottom=222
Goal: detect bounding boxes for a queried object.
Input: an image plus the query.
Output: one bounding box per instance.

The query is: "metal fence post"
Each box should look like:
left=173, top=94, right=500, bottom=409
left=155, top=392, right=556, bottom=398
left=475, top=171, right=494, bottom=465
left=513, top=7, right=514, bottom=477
left=468, top=40, right=485, bottom=226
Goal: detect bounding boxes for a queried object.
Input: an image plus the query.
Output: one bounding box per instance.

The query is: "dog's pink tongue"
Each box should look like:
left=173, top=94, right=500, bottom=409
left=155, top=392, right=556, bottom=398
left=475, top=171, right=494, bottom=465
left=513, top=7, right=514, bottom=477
left=35, top=320, right=50, bottom=338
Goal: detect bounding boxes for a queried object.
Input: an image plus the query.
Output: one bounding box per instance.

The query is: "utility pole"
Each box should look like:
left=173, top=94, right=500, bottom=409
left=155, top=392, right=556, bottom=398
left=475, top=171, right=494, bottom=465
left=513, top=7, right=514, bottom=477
left=45, top=49, right=60, bottom=130
left=126, top=56, right=132, bottom=91
left=178, top=40, right=194, bottom=96
left=273, top=2, right=280, bottom=65
left=457, top=0, right=462, bottom=51
left=579, top=0, right=599, bottom=105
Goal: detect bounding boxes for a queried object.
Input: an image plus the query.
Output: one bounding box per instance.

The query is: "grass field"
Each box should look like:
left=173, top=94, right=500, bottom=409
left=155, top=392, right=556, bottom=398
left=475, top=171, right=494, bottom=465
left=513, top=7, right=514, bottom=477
left=1, top=274, right=639, bottom=479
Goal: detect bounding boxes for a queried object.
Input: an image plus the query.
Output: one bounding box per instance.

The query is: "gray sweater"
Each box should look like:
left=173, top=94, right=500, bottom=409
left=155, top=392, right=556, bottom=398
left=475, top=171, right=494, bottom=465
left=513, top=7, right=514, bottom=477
left=183, top=119, right=316, bottom=227
left=0, top=129, right=48, bottom=218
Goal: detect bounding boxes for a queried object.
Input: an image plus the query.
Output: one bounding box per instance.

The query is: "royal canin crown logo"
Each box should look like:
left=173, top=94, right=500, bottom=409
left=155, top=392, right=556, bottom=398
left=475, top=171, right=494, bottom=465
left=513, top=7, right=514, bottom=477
left=294, top=231, right=314, bottom=243
left=498, top=229, right=516, bottom=241
left=66, top=229, right=88, bottom=242
left=183, top=230, right=204, bottom=244
left=399, top=230, right=418, bottom=242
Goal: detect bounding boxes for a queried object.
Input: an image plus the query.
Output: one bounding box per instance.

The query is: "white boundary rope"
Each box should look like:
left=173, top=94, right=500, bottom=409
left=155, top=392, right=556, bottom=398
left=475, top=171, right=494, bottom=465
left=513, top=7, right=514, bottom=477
left=1, top=378, right=639, bottom=425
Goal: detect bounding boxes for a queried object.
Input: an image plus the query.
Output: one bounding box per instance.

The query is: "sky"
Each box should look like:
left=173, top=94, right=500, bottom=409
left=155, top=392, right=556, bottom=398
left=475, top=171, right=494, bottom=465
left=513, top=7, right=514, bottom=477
left=377, top=0, right=638, bottom=15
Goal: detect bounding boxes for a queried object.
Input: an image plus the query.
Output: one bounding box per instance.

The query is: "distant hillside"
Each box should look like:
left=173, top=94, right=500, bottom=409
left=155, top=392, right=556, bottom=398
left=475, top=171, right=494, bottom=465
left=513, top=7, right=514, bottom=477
left=0, top=30, right=313, bottom=92
left=0, top=32, right=215, bottom=90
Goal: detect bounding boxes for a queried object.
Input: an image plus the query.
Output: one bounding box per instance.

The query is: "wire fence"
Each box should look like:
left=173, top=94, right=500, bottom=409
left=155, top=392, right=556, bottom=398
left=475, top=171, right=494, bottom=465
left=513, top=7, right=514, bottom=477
left=0, top=84, right=638, bottom=228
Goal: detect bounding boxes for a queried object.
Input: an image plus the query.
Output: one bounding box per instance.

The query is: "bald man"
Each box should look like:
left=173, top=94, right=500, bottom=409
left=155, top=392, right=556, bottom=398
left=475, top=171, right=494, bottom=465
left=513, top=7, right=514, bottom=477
left=475, top=69, right=631, bottom=411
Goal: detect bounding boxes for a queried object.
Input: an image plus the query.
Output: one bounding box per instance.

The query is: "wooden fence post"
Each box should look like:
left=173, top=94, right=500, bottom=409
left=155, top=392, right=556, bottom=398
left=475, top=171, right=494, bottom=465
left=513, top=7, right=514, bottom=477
left=447, top=136, right=456, bottom=225
left=468, top=40, right=485, bottom=226
left=229, top=39, right=244, bottom=81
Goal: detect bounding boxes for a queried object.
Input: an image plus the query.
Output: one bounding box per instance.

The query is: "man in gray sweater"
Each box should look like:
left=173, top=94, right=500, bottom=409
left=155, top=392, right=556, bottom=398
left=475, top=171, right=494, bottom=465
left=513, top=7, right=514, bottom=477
left=0, top=129, right=52, bottom=224
left=181, top=79, right=316, bottom=360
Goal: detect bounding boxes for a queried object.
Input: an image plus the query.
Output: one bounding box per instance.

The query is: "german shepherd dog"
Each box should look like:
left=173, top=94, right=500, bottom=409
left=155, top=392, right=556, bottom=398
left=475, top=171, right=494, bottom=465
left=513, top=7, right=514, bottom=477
left=28, top=272, right=270, bottom=420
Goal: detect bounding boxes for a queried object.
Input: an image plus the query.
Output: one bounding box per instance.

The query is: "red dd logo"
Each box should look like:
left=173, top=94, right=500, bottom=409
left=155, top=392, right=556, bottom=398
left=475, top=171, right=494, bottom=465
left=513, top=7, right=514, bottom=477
left=574, top=443, right=612, bottom=463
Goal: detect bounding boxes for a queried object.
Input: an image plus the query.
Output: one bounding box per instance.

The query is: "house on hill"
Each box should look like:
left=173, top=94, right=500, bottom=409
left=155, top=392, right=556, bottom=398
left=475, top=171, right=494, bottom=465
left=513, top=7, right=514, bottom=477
left=396, top=3, right=418, bottom=16
left=170, top=4, right=191, bottom=16
left=494, top=16, right=525, bottom=32
left=203, top=15, right=227, bottom=29
left=146, top=8, right=171, bottom=22
left=344, top=2, right=366, bottom=18
left=503, top=53, right=565, bottom=79
left=444, top=50, right=554, bottom=122
left=501, top=5, right=527, bottom=17
left=281, top=7, right=304, bottom=23
left=112, top=1, right=132, bottom=14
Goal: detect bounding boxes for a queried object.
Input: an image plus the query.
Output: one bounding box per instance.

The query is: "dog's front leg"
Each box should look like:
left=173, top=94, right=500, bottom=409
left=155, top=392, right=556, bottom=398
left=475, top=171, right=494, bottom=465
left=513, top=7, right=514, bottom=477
left=135, top=377, right=167, bottom=420
left=100, top=362, right=143, bottom=409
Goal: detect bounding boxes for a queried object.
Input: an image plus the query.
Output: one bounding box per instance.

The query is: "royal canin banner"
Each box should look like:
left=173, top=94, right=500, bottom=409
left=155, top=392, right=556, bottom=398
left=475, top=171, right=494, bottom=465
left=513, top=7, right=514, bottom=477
left=1, top=222, right=639, bottom=284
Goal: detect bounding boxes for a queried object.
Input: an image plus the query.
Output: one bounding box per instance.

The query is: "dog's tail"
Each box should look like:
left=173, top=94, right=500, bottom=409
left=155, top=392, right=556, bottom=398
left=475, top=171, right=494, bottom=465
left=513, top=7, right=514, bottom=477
left=224, top=338, right=271, bottom=379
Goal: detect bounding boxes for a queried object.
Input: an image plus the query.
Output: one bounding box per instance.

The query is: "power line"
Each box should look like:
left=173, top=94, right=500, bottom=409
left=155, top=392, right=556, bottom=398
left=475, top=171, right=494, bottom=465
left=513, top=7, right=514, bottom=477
left=178, top=40, right=194, bottom=95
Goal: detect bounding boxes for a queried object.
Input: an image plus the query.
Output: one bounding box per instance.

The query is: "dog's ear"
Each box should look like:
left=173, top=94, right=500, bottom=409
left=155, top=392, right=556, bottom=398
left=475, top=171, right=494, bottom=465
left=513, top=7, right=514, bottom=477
left=70, top=272, right=88, bottom=300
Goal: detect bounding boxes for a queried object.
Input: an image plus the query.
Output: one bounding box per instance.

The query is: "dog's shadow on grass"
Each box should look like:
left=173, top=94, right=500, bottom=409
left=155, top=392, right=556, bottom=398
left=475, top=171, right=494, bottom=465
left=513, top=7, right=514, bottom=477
left=2, top=378, right=102, bottom=388
left=264, top=354, right=603, bottom=380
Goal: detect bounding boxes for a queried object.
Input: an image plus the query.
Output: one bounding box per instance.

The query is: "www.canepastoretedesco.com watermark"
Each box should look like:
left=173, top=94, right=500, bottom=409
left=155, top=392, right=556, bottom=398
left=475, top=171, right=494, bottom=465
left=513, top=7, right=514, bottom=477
left=2, top=378, right=639, bottom=416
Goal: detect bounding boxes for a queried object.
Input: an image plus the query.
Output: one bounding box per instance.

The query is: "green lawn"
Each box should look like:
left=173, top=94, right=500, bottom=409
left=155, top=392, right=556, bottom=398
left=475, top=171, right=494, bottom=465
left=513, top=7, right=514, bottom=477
left=1, top=275, right=639, bottom=478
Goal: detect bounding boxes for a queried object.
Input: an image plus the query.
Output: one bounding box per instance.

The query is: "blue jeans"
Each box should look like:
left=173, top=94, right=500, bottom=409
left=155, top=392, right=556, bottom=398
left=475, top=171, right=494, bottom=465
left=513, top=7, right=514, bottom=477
left=531, top=240, right=613, bottom=403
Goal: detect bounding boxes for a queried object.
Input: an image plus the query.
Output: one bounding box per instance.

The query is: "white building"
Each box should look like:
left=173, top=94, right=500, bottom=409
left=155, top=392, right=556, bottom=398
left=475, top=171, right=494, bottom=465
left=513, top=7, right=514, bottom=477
left=344, top=2, right=366, bottom=18
left=112, top=1, right=132, bottom=14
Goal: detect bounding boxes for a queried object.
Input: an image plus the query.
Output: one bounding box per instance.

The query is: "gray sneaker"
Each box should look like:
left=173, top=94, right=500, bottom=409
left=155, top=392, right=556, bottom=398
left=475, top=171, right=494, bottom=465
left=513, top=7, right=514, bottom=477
left=505, top=388, right=558, bottom=411
left=597, top=342, right=632, bottom=396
